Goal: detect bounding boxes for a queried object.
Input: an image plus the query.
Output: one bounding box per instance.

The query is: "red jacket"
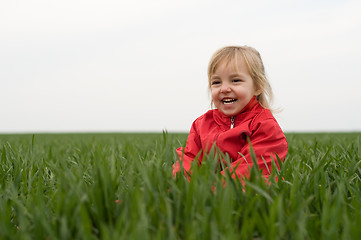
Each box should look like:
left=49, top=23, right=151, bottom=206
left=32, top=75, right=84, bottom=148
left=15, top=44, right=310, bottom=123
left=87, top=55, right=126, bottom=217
left=173, top=97, right=288, bottom=179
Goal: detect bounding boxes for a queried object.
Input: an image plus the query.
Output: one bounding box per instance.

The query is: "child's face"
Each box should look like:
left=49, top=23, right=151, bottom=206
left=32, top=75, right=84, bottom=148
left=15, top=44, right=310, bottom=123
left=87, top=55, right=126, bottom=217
left=210, top=57, right=257, bottom=116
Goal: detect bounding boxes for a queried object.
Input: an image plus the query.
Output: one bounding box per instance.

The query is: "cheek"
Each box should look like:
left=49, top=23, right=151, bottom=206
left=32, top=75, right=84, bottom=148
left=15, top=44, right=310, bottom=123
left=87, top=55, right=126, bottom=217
left=211, top=89, right=218, bottom=101
left=234, top=88, right=247, bottom=98
left=237, top=86, right=255, bottom=98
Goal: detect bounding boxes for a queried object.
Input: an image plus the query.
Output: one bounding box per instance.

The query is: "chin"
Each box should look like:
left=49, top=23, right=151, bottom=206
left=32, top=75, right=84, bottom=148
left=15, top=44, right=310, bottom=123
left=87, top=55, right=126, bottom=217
left=220, top=110, right=238, bottom=116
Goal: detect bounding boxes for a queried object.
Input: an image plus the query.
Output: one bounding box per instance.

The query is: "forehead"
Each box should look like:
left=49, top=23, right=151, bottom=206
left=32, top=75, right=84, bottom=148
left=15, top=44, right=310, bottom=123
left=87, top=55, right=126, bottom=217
left=213, top=56, right=248, bottom=75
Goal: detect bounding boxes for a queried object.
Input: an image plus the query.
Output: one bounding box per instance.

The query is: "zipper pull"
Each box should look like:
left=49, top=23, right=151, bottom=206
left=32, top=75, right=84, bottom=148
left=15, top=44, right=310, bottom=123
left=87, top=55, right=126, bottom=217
left=230, top=116, right=235, bottom=129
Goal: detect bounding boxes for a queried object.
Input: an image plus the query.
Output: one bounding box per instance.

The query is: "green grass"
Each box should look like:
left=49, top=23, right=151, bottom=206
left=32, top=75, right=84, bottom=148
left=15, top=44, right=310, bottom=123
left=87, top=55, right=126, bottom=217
left=0, top=132, right=360, bottom=239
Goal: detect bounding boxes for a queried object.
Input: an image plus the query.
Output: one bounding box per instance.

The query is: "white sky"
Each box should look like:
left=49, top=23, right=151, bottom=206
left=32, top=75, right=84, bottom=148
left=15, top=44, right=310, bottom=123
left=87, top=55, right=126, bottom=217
left=1, top=0, right=360, bottom=133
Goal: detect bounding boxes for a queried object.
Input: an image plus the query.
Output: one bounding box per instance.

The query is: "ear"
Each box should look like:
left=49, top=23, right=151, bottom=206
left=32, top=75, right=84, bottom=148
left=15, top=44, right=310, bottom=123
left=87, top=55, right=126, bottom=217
left=254, top=89, right=262, bottom=96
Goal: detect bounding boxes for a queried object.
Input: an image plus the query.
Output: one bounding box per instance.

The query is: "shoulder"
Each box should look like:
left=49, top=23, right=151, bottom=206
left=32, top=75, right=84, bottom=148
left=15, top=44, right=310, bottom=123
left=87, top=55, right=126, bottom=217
left=249, top=105, right=280, bottom=129
left=190, top=109, right=218, bottom=132
left=254, top=108, right=275, bottom=121
left=193, top=109, right=216, bottom=123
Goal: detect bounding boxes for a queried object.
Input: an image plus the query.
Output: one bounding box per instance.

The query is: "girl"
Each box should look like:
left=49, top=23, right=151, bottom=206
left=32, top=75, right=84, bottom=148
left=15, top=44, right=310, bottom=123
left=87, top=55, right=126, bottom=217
left=173, top=46, right=288, bottom=180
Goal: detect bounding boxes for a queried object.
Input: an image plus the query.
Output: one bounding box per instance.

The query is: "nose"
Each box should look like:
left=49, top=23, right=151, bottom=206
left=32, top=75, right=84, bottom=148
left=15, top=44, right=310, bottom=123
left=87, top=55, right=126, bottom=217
left=220, top=83, right=231, bottom=93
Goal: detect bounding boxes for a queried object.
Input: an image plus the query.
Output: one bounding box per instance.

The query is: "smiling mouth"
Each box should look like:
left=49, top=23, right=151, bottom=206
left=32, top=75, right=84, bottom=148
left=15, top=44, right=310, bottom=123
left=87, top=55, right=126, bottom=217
left=222, top=98, right=237, bottom=104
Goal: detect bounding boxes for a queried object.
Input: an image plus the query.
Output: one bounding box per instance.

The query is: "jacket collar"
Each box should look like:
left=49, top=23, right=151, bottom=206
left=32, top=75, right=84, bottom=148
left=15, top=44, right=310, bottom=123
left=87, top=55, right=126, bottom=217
left=213, top=96, right=259, bottom=127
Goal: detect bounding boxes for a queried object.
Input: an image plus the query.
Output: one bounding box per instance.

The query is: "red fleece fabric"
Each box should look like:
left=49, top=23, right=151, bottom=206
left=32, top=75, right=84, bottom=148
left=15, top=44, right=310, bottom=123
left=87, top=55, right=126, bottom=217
left=173, top=97, right=288, bottom=179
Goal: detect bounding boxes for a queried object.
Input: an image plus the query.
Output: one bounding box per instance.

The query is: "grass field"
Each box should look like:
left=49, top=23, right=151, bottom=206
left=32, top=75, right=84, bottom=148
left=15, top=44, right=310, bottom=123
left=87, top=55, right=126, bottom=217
left=0, top=132, right=360, bottom=239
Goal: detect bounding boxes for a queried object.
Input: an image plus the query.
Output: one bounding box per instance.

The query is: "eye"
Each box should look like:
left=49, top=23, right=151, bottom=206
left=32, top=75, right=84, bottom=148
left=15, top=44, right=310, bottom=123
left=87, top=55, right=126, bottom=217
left=211, top=80, right=221, bottom=86
left=232, top=79, right=242, bottom=83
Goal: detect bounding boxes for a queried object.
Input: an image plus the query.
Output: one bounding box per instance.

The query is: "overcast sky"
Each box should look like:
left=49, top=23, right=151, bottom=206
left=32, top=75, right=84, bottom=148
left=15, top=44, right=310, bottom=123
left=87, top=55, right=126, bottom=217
left=1, top=0, right=360, bottom=133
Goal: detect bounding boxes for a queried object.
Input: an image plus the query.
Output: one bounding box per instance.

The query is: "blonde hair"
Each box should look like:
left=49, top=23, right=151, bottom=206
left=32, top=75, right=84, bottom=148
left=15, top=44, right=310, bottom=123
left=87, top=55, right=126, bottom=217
left=207, top=46, right=273, bottom=109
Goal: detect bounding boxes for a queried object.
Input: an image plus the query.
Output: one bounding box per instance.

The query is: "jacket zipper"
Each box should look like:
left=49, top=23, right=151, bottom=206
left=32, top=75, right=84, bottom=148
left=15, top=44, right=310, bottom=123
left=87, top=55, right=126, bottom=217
left=230, top=116, right=235, bottom=129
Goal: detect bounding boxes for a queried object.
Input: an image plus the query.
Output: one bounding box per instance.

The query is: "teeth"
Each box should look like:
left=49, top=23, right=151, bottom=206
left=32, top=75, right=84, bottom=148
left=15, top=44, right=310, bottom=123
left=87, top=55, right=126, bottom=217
left=222, top=98, right=237, bottom=104
left=222, top=99, right=236, bottom=104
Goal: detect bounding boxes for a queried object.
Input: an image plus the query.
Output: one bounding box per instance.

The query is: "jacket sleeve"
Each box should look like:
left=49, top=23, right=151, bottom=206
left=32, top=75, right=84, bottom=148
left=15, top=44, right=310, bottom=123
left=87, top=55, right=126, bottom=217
left=222, top=117, right=288, bottom=179
left=173, top=121, right=202, bottom=177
